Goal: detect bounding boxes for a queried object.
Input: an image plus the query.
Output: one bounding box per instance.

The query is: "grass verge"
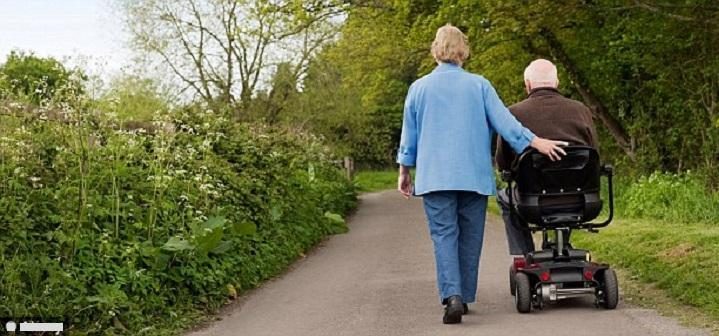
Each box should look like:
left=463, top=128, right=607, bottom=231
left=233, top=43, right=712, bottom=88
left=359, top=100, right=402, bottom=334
left=353, top=170, right=397, bottom=193
left=573, top=219, right=719, bottom=333
left=613, top=267, right=719, bottom=335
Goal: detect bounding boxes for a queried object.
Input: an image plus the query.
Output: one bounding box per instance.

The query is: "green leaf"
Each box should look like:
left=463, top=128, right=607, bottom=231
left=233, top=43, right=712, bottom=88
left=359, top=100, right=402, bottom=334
left=203, top=216, right=226, bottom=230
left=194, top=229, right=223, bottom=256
left=194, top=217, right=227, bottom=256
left=324, top=211, right=344, bottom=225
left=234, top=221, right=257, bottom=236
left=324, top=212, right=348, bottom=234
left=211, top=241, right=233, bottom=255
left=270, top=205, right=282, bottom=222
left=161, top=236, right=193, bottom=252
left=192, top=216, right=226, bottom=236
left=308, top=163, right=316, bottom=182
left=151, top=252, right=172, bottom=271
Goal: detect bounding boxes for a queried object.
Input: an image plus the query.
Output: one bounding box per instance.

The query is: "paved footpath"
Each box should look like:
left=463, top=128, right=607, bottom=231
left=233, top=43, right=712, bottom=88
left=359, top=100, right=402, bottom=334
left=188, top=191, right=710, bottom=336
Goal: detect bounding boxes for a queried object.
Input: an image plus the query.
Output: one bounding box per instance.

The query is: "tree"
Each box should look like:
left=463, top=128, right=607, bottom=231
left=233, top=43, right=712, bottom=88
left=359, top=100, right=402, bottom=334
left=264, top=62, right=298, bottom=124
left=96, top=75, right=171, bottom=121
left=285, top=55, right=366, bottom=159
left=470, top=0, right=719, bottom=170
left=120, top=0, right=345, bottom=114
left=303, top=0, right=719, bottom=175
left=438, top=0, right=638, bottom=157
left=309, top=0, right=435, bottom=165
left=0, top=51, right=83, bottom=104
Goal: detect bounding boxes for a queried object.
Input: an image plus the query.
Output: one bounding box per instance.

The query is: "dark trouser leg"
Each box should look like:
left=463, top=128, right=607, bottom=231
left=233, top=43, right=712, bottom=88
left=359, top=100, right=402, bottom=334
left=496, top=188, right=535, bottom=255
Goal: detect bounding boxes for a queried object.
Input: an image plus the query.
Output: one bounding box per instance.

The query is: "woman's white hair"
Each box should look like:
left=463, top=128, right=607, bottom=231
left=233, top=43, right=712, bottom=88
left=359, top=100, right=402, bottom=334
left=431, top=24, right=470, bottom=66
left=523, top=59, right=559, bottom=88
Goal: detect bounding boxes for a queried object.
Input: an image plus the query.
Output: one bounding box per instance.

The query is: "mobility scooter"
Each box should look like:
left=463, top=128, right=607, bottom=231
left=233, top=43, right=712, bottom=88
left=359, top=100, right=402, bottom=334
left=502, top=146, right=618, bottom=313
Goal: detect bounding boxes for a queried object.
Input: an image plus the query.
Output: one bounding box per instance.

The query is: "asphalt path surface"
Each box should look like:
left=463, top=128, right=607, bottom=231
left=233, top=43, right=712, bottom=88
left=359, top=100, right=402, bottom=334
left=188, top=191, right=709, bottom=336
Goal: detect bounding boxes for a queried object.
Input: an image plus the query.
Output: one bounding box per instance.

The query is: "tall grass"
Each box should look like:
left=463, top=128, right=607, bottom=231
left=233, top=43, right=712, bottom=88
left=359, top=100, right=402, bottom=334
left=616, top=171, right=719, bottom=223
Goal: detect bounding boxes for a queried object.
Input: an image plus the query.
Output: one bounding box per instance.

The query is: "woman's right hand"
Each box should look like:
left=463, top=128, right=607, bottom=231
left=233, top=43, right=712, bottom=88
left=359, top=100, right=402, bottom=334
left=397, top=166, right=413, bottom=199
left=530, top=137, right=569, bottom=161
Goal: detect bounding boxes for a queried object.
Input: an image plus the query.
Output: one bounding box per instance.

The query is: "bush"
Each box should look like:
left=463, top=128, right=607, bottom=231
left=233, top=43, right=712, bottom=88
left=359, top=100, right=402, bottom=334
left=0, top=51, right=84, bottom=104
left=0, top=100, right=356, bottom=335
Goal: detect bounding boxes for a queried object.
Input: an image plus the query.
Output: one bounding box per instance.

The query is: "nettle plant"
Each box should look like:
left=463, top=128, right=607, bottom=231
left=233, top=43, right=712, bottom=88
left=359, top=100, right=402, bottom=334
left=0, top=78, right=356, bottom=334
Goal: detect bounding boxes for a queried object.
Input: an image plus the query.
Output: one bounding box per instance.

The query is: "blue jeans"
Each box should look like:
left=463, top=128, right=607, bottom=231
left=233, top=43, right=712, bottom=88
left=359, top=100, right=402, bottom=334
left=422, top=191, right=488, bottom=304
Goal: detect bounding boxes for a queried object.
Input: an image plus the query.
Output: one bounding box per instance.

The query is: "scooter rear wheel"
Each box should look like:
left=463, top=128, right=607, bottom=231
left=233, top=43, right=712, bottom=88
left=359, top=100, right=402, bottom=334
left=600, top=268, right=619, bottom=309
left=514, top=272, right=532, bottom=313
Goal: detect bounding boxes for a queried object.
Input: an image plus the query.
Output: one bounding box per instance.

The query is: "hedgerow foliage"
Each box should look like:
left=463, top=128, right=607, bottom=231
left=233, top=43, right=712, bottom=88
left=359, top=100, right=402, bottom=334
left=617, top=171, right=719, bottom=224
left=0, top=89, right=356, bottom=334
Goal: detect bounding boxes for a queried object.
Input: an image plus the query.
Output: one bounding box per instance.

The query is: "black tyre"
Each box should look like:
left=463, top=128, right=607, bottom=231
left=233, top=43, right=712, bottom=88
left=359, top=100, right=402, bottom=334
left=600, top=268, right=619, bottom=309
left=509, top=265, right=517, bottom=296
left=514, top=272, right=532, bottom=313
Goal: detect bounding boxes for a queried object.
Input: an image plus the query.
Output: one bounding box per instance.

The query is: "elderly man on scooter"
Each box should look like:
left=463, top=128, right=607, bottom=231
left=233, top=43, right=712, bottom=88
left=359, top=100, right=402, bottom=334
left=495, top=59, right=600, bottom=257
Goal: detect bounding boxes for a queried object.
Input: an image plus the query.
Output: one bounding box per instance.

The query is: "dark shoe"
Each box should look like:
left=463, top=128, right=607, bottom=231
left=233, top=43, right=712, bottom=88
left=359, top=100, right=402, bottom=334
left=462, top=303, right=469, bottom=315
left=443, top=295, right=463, bottom=324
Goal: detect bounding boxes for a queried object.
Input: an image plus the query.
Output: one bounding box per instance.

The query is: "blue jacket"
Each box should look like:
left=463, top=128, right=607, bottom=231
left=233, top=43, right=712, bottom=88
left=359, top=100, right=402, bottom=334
left=397, top=63, right=535, bottom=196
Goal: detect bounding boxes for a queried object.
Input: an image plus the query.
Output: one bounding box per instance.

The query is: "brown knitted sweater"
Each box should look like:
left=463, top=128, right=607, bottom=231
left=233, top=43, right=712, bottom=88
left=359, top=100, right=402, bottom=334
left=495, top=87, right=599, bottom=171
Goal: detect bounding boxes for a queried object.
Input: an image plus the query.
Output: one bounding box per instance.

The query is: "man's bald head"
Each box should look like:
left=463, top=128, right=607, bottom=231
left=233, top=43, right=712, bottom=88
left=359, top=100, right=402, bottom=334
left=523, top=59, right=559, bottom=93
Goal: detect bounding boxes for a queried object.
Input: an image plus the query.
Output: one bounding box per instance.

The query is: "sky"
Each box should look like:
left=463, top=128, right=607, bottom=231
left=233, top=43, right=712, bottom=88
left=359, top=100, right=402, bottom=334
left=0, top=0, right=130, bottom=75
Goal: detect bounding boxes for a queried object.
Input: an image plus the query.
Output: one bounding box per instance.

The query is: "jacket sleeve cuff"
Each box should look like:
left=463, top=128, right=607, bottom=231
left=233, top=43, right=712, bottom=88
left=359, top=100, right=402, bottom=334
left=396, top=147, right=416, bottom=166
left=513, top=129, right=535, bottom=154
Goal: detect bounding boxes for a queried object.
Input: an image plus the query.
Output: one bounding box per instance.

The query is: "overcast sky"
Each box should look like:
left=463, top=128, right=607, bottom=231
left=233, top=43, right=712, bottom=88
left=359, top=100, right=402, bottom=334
left=0, top=0, right=130, bottom=74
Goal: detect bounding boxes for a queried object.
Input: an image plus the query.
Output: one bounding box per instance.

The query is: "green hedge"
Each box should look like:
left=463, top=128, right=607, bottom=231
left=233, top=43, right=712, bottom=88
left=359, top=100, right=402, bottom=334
left=0, top=105, right=356, bottom=335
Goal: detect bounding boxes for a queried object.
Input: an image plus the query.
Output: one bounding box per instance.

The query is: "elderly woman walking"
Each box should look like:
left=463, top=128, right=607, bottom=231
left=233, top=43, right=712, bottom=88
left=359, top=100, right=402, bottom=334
left=397, top=24, right=567, bottom=324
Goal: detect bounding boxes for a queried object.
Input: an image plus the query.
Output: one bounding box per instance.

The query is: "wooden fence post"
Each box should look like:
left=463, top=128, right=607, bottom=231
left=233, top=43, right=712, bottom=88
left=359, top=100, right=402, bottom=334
left=343, top=156, right=354, bottom=180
